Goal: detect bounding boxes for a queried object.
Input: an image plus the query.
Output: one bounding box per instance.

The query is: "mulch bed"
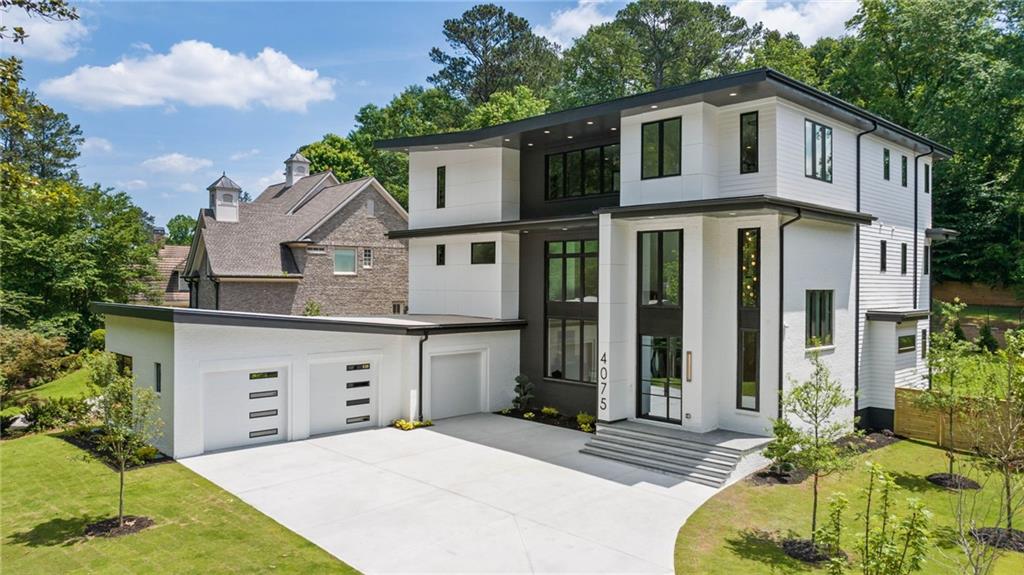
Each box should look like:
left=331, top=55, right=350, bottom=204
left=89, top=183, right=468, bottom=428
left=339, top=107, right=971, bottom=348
left=749, top=467, right=812, bottom=486
left=837, top=430, right=901, bottom=453
left=495, top=408, right=593, bottom=433
left=781, top=538, right=847, bottom=564
left=84, top=516, right=154, bottom=538
left=971, top=527, right=1024, bottom=552
left=926, top=472, right=981, bottom=490
left=59, top=427, right=171, bottom=471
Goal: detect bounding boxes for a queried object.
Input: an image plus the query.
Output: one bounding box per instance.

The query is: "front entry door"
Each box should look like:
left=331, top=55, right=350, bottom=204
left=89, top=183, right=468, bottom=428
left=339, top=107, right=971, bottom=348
left=638, top=335, right=683, bottom=422
left=636, top=229, right=684, bottom=424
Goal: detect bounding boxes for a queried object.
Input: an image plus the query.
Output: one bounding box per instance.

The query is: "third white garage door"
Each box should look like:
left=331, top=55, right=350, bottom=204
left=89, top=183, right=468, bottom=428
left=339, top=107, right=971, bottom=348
left=309, top=358, right=378, bottom=436
left=429, top=352, right=483, bottom=420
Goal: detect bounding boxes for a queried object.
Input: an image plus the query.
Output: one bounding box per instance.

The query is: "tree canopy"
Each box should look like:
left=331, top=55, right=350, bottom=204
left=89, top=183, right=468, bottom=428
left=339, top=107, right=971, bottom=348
left=165, top=214, right=196, bottom=246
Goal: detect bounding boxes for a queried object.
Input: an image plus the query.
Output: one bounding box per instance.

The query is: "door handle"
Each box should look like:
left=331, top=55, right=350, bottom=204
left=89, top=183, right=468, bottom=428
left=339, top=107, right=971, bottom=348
left=686, top=351, right=693, bottom=382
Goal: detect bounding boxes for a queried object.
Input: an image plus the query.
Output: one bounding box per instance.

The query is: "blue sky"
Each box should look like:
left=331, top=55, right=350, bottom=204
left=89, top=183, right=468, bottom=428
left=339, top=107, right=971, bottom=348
left=8, top=1, right=858, bottom=228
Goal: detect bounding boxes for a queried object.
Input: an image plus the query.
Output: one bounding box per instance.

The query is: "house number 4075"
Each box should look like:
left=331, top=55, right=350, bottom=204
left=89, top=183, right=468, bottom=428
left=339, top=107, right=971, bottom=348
left=599, top=352, right=608, bottom=411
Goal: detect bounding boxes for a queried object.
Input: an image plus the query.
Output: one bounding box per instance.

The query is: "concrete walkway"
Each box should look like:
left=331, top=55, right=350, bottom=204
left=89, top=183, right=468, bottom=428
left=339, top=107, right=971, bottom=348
left=182, top=414, right=763, bottom=574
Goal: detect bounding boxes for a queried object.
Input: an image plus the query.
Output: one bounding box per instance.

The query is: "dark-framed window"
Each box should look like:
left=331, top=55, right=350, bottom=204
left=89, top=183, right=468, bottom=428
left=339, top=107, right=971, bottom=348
left=923, top=245, right=931, bottom=275
left=921, top=329, right=928, bottom=359
left=641, top=117, right=681, bottom=180
left=546, top=240, right=598, bottom=303
left=115, top=353, right=133, bottom=375
left=804, top=119, right=833, bottom=182
left=639, top=230, right=682, bottom=307
left=546, top=318, right=598, bottom=383
left=154, top=362, right=162, bottom=393
left=545, top=143, right=619, bottom=199
left=470, top=242, right=496, bottom=264
left=901, top=243, right=908, bottom=275
left=806, top=290, right=834, bottom=347
left=436, top=166, right=446, bottom=208
left=545, top=239, right=598, bottom=384
left=924, top=163, right=931, bottom=194
left=898, top=333, right=916, bottom=353
left=880, top=240, right=888, bottom=272
left=901, top=155, right=908, bottom=187
left=740, top=112, right=758, bottom=174
left=737, top=228, right=760, bottom=411
left=436, top=244, right=445, bottom=266
left=883, top=148, right=890, bottom=180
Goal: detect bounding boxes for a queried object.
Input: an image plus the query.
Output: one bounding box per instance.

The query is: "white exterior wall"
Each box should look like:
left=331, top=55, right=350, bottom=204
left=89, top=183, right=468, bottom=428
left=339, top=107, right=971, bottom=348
left=775, top=100, right=857, bottom=210
left=894, top=320, right=928, bottom=391
left=717, top=97, right=778, bottom=198
left=407, top=148, right=519, bottom=229
left=408, top=232, right=519, bottom=319
left=105, top=315, right=176, bottom=456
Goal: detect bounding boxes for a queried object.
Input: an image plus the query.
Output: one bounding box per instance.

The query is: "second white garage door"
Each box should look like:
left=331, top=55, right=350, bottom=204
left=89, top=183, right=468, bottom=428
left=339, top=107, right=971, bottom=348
left=309, top=359, right=378, bottom=436
left=203, top=367, right=288, bottom=453
left=430, top=352, right=483, bottom=420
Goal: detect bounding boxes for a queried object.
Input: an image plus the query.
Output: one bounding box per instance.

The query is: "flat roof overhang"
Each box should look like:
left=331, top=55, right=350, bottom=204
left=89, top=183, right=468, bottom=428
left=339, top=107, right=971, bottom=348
left=926, top=227, right=960, bottom=242
left=865, top=309, right=931, bottom=322
left=388, top=214, right=598, bottom=240
left=376, top=68, right=952, bottom=159
left=595, top=195, right=875, bottom=226
left=91, top=302, right=526, bottom=336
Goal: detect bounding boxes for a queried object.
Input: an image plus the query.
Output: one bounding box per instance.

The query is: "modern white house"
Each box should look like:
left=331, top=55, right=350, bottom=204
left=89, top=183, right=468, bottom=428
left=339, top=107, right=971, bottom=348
left=95, top=69, right=953, bottom=484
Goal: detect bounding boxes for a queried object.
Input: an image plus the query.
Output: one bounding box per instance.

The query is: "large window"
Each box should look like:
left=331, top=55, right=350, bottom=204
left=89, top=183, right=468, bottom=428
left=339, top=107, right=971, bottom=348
left=883, top=148, right=891, bottom=180
left=804, top=119, right=833, bottom=182
left=545, top=239, right=598, bottom=384
left=641, top=117, right=681, bottom=179
left=639, top=230, right=682, bottom=306
left=471, top=242, right=495, bottom=264
left=740, top=112, right=758, bottom=174
left=545, top=144, right=619, bottom=199
left=806, top=290, right=834, bottom=347
left=737, top=228, right=760, bottom=411
left=436, top=166, right=446, bottom=208
left=333, top=248, right=356, bottom=274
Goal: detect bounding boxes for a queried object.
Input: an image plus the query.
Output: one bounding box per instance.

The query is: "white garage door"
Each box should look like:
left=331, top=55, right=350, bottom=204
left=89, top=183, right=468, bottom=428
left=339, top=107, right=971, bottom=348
left=430, top=352, right=483, bottom=420
left=309, top=359, right=377, bottom=436
left=203, top=367, right=287, bottom=452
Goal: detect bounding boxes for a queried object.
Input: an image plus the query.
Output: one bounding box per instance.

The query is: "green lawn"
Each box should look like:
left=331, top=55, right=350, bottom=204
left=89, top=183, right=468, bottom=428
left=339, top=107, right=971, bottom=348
left=675, top=440, right=1023, bottom=574
left=1, top=368, right=93, bottom=417
left=1, top=434, right=357, bottom=573
left=962, top=304, right=1023, bottom=327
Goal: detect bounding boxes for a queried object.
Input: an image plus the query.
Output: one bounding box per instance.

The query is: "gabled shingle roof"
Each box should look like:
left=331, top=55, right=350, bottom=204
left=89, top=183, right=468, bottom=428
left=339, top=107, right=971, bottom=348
left=207, top=173, right=242, bottom=191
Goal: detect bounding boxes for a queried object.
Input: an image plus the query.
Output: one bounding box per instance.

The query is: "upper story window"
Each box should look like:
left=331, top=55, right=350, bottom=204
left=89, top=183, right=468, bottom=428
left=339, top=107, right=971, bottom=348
left=436, top=244, right=445, bottom=266
left=740, top=112, right=758, bottom=174
left=436, top=166, right=446, bottom=209
left=880, top=240, right=887, bottom=272
left=546, top=143, right=620, bottom=199
left=804, top=119, right=833, bottom=183
left=334, top=248, right=356, bottom=274
left=806, top=289, right=834, bottom=347
left=901, top=243, right=908, bottom=275
left=362, top=248, right=373, bottom=269
left=547, top=240, right=598, bottom=303
left=901, top=155, right=908, bottom=187
left=923, top=245, right=931, bottom=275
left=470, top=242, right=495, bottom=264
left=924, top=164, right=931, bottom=194
left=641, top=117, right=681, bottom=180
left=639, top=230, right=682, bottom=306
left=883, top=148, right=890, bottom=180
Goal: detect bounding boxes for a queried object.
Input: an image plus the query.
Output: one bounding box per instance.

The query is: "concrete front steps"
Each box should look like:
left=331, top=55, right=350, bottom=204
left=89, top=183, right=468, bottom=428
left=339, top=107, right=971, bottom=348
left=580, top=421, right=770, bottom=487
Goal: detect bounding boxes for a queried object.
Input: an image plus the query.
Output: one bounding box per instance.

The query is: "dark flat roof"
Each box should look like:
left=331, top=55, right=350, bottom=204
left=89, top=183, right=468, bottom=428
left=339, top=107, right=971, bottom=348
left=595, top=195, right=875, bottom=225
left=865, top=309, right=931, bottom=322
left=376, top=68, right=951, bottom=158
left=388, top=214, right=597, bottom=239
left=91, top=302, right=526, bottom=336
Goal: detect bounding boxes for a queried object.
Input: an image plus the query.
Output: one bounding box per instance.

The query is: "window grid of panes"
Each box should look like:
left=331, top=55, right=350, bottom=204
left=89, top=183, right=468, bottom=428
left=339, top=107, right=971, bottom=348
left=546, top=318, right=598, bottom=384
left=546, top=240, right=599, bottom=303
left=804, top=119, right=833, bottom=182
left=806, top=289, right=834, bottom=347
left=545, top=144, right=620, bottom=200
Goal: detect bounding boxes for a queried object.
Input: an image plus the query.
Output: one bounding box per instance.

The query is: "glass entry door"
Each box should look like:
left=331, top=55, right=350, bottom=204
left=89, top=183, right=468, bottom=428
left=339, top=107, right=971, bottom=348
left=638, top=335, right=683, bottom=422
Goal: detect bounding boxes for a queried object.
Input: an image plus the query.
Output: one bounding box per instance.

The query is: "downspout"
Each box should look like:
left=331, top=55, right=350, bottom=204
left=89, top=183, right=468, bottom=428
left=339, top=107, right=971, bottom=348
left=854, top=121, right=878, bottom=418
left=912, top=147, right=933, bottom=309
left=417, top=332, right=429, bottom=422
left=778, top=210, right=803, bottom=418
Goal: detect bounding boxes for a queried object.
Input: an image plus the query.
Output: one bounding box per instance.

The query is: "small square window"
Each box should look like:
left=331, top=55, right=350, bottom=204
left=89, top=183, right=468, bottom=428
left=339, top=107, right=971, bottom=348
left=362, top=248, right=373, bottom=269
left=334, top=248, right=356, bottom=274
left=471, top=242, right=496, bottom=264
left=436, top=244, right=445, bottom=266
left=392, top=302, right=404, bottom=314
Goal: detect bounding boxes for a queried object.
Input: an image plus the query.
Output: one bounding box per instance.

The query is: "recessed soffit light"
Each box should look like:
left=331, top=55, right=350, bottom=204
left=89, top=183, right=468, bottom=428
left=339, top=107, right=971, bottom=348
left=543, top=130, right=551, bottom=134
left=611, top=127, right=618, bottom=131
left=729, top=92, right=738, bottom=97
left=586, top=121, right=594, bottom=125
left=567, top=135, right=574, bottom=139
left=650, top=105, right=658, bottom=109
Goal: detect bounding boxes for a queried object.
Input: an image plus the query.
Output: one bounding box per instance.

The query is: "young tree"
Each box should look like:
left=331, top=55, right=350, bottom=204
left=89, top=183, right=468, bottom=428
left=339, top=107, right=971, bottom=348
left=96, top=368, right=162, bottom=527
left=784, top=347, right=858, bottom=541
left=858, top=463, right=931, bottom=575
left=946, top=460, right=1004, bottom=575
left=165, top=214, right=196, bottom=246
left=462, top=86, right=548, bottom=130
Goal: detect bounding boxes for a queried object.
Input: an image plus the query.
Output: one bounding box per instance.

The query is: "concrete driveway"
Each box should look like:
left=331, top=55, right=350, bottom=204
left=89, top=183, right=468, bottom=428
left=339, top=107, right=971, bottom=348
left=182, top=414, right=752, bottom=574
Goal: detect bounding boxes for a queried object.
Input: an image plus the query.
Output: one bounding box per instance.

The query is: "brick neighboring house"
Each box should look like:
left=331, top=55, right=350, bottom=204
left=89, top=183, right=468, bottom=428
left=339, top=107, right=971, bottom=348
left=183, top=152, right=409, bottom=316
left=153, top=245, right=191, bottom=306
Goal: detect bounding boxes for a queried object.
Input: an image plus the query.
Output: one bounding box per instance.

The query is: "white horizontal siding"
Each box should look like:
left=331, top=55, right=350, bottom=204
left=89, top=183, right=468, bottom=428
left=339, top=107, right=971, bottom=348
left=775, top=100, right=857, bottom=211
left=717, top=98, right=777, bottom=198
left=860, top=320, right=895, bottom=410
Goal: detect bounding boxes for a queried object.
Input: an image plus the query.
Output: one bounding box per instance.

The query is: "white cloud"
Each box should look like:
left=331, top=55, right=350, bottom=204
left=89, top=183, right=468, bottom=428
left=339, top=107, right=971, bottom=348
left=117, top=179, right=148, bottom=191
left=142, top=153, right=212, bottom=174
left=177, top=183, right=200, bottom=193
left=728, top=0, right=859, bottom=44
left=81, top=137, right=112, bottom=154
left=535, top=1, right=614, bottom=49
left=131, top=41, right=152, bottom=52
left=2, top=6, right=89, bottom=62
left=229, top=148, right=260, bottom=161
left=40, top=40, right=336, bottom=112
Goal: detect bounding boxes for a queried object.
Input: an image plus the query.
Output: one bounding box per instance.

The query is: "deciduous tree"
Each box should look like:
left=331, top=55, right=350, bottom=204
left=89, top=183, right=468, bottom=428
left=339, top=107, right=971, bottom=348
left=165, top=214, right=196, bottom=246
left=463, top=85, right=549, bottom=130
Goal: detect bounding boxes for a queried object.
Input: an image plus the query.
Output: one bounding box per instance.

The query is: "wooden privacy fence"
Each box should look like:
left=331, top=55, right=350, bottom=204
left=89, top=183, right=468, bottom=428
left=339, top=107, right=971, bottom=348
left=893, top=388, right=1006, bottom=452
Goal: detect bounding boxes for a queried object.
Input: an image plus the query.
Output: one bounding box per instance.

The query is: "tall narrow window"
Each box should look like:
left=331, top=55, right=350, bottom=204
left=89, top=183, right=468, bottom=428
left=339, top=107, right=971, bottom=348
left=545, top=239, right=598, bottom=384
left=901, top=155, right=908, bottom=187
left=804, top=119, right=833, bottom=182
left=924, top=164, right=931, bottom=194
left=740, top=112, right=758, bottom=174
left=154, top=362, right=162, bottom=393
left=806, top=290, right=834, bottom=347
left=880, top=240, right=888, bottom=272
left=436, top=244, right=445, bottom=266
left=362, top=248, right=373, bottom=269
left=901, top=243, right=908, bottom=275
left=737, top=228, right=760, bottom=411
left=921, top=329, right=928, bottom=359
left=637, top=229, right=684, bottom=423
left=436, top=166, right=446, bottom=208
left=471, top=242, right=496, bottom=264
left=883, top=148, right=890, bottom=180
left=641, top=117, right=681, bottom=179
left=923, top=245, right=931, bottom=275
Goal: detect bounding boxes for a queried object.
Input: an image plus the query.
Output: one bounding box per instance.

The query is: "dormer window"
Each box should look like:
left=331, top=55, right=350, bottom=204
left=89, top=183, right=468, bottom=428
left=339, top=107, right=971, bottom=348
left=221, top=193, right=234, bottom=204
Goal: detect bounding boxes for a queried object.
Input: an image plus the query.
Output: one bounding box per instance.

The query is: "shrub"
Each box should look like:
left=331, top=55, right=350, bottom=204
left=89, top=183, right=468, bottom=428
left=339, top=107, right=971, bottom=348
left=391, top=418, right=433, bottom=430
left=576, top=411, right=596, bottom=428
left=25, top=396, right=91, bottom=431
left=302, top=299, right=323, bottom=317
left=523, top=411, right=535, bottom=420
left=764, top=418, right=801, bottom=477
left=512, top=374, right=534, bottom=410
left=0, top=327, right=67, bottom=388
left=87, top=328, right=106, bottom=351
left=977, top=323, right=998, bottom=351
left=579, top=423, right=594, bottom=433
left=541, top=406, right=559, bottom=417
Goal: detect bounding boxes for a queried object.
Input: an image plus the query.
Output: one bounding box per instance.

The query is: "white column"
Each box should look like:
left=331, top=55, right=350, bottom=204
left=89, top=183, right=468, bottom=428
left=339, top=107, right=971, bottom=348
left=598, top=213, right=632, bottom=422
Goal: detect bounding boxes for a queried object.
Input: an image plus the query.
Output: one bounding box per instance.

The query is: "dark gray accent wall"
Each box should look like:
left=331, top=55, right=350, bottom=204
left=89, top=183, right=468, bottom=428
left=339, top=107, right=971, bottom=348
left=518, top=227, right=598, bottom=416
left=520, top=132, right=620, bottom=220
left=856, top=407, right=894, bottom=432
